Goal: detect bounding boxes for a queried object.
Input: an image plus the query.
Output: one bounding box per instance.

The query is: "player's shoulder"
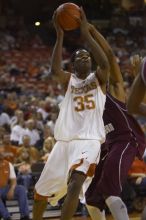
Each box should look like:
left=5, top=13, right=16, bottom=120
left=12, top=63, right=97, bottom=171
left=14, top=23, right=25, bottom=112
left=54, top=70, right=71, bottom=85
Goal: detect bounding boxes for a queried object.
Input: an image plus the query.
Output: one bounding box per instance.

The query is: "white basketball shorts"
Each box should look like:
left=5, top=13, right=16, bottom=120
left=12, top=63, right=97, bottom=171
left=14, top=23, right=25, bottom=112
left=35, top=139, right=101, bottom=205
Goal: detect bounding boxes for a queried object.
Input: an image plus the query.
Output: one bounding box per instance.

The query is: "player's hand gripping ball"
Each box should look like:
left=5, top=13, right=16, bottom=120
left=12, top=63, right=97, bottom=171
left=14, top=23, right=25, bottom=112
left=56, top=2, right=80, bottom=31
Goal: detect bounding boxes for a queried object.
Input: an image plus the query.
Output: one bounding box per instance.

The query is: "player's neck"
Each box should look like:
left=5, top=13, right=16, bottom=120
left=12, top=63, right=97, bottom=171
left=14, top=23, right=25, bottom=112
left=75, top=71, right=89, bottom=80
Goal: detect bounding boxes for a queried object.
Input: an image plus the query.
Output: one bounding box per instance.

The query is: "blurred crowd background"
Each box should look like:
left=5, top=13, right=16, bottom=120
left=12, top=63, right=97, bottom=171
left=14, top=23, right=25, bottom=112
left=0, top=0, right=146, bottom=215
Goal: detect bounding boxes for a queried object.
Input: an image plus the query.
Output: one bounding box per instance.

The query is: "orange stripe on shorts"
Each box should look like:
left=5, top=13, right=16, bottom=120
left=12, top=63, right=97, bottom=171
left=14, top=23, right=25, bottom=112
left=34, top=190, right=48, bottom=201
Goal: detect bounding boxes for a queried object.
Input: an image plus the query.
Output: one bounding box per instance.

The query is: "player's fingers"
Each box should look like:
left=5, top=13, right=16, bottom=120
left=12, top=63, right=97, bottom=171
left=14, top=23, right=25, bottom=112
left=80, top=6, right=86, bottom=20
left=52, top=10, right=57, bottom=21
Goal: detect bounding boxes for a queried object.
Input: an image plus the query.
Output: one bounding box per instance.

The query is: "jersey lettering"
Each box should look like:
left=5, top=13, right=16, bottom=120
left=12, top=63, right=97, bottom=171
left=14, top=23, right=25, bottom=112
left=105, top=123, right=114, bottom=134
left=71, top=82, right=97, bottom=94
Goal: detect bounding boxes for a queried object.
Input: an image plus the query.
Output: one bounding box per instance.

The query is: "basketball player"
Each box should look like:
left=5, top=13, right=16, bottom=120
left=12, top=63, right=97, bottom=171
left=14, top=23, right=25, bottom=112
left=32, top=8, right=110, bottom=220
left=85, top=25, right=146, bottom=220
left=127, top=56, right=146, bottom=116
left=127, top=57, right=146, bottom=220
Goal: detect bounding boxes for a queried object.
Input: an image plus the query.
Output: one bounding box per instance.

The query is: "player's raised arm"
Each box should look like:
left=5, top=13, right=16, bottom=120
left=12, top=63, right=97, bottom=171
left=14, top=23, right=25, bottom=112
left=51, top=11, right=70, bottom=84
left=79, top=8, right=110, bottom=89
left=88, top=24, right=123, bottom=85
left=127, top=57, right=146, bottom=116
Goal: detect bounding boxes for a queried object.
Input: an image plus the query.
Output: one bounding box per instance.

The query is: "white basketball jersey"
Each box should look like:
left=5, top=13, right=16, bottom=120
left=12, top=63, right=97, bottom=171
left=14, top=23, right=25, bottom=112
left=54, top=72, right=106, bottom=143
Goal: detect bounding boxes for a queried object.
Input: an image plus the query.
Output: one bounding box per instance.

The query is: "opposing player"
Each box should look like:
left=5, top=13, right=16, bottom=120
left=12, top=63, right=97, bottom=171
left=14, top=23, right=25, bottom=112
left=32, top=8, right=110, bottom=220
left=85, top=25, right=146, bottom=220
left=127, top=57, right=146, bottom=220
left=127, top=56, right=146, bottom=116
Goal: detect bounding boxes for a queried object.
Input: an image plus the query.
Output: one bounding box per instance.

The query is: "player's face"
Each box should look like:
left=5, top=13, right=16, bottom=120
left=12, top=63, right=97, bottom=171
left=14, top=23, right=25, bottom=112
left=74, top=49, right=92, bottom=78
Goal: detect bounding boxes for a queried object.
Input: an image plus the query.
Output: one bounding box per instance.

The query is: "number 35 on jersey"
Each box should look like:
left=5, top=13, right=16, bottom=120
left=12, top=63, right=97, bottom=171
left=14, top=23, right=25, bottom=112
left=73, top=94, right=95, bottom=111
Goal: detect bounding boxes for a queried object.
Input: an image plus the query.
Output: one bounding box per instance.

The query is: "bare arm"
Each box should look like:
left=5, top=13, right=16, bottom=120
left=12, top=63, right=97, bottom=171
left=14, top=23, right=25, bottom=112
left=9, top=178, right=17, bottom=190
left=80, top=8, right=110, bottom=88
left=127, top=73, right=146, bottom=116
left=7, top=178, right=17, bottom=200
left=88, top=24, right=123, bottom=85
left=51, top=11, right=70, bottom=84
left=127, top=56, right=146, bottom=116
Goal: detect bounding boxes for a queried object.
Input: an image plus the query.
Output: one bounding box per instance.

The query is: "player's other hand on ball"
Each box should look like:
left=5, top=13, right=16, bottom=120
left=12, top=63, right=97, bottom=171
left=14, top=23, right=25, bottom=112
left=79, top=7, right=89, bottom=35
left=52, top=10, right=63, bottom=35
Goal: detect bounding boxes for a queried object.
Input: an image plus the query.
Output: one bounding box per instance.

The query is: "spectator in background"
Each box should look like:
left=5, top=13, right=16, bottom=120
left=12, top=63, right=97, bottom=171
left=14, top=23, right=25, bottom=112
left=10, top=110, right=25, bottom=146
left=41, top=137, right=55, bottom=162
left=5, top=92, right=18, bottom=114
left=34, top=111, right=44, bottom=133
left=10, top=109, right=24, bottom=128
left=20, top=119, right=40, bottom=148
left=46, top=112, right=57, bottom=136
left=16, top=135, right=40, bottom=192
left=0, top=127, right=7, bottom=145
left=0, top=146, right=30, bottom=220
left=46, top=105, right=59, bottom=136
left=0, top=109, right=10, bottom=131
left=37, top=100, right=48, bottom=121
left=17, top=135, right=40, bottom=165
left=2, top=134, right=19, bottom=164
left=128, top=157, right=146, bottom=187
left=43, top=124, right=53, bottom=139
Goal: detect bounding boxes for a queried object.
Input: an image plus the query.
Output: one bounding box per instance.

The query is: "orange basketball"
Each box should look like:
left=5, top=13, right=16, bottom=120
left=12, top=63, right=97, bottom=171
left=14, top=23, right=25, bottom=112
left=56, top=3, right=80, bottom=31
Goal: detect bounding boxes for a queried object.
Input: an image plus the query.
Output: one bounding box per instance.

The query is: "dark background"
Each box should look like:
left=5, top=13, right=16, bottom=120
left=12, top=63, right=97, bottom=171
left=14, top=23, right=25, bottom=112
left=0, top=0, right=145, bottom=24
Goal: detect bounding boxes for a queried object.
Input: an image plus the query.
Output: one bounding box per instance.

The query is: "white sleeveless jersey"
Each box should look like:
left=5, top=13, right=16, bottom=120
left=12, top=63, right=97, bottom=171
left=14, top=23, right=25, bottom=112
left=54, top=72, right=106, bottom=143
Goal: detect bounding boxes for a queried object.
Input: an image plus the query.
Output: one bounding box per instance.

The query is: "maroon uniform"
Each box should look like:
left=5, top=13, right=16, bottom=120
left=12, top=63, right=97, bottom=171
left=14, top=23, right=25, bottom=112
left=86, top=92, right=146, bottom=210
